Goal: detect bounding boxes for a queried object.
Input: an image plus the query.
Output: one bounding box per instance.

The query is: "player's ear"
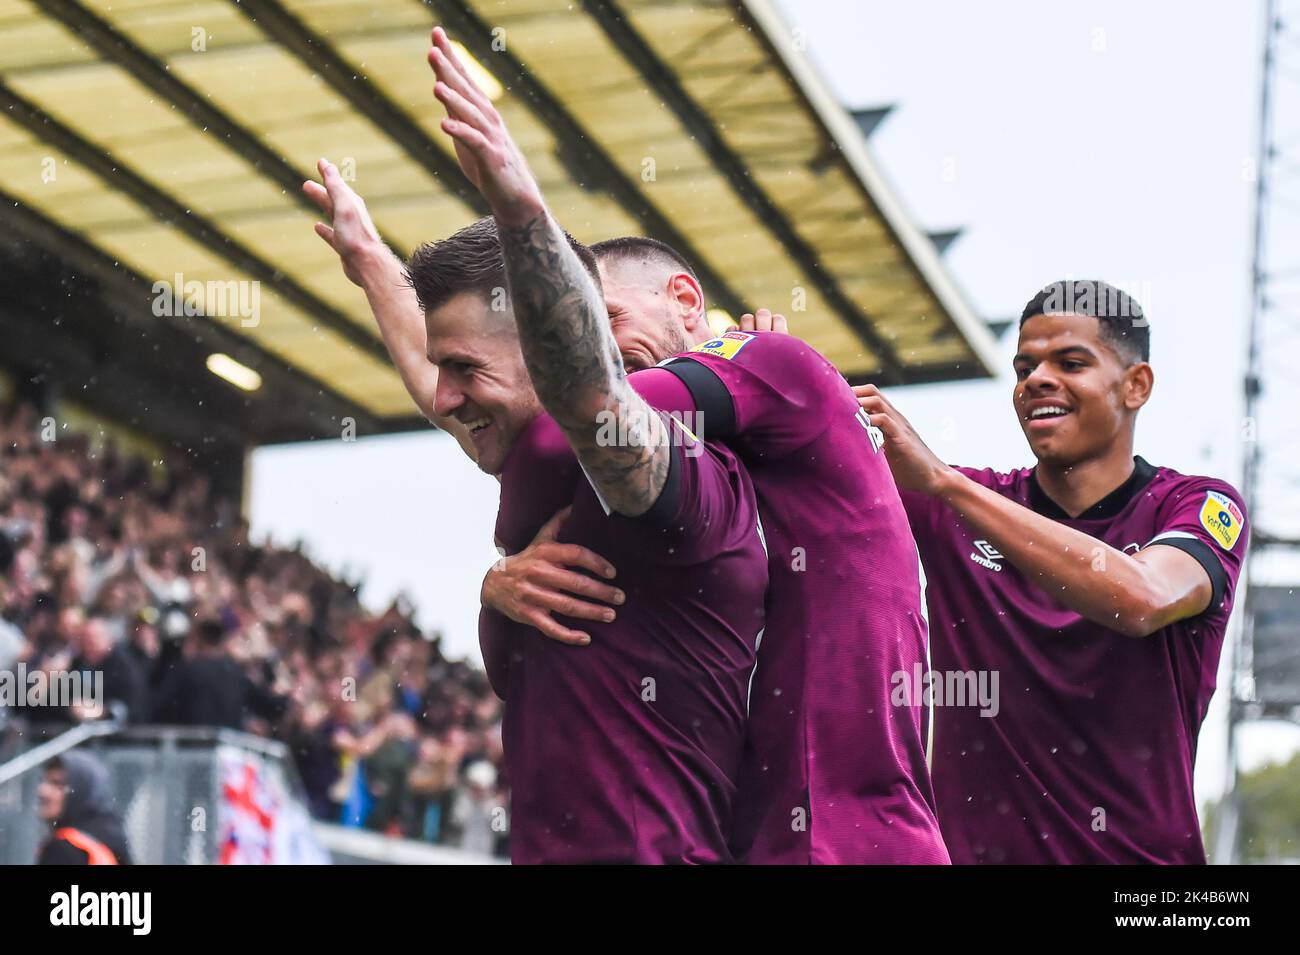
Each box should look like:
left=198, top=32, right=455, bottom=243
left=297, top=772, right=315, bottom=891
left=1123, top=361, right=1153, bottom=410
left=668, top=272, right=706, bottom=332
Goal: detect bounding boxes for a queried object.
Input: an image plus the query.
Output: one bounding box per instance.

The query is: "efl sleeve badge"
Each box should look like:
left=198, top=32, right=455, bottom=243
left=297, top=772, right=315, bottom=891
left=689, top=330, right=756, bottom=360
left=1199, top=490, right=1244, bottom=551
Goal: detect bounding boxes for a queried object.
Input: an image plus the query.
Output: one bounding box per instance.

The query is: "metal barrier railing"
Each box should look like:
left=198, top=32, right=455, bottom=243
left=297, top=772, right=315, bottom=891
left=0, top=721, right=500, bottom=864
left=0, top=721, right=327, bottom=865
left=0, top=712, right=125, bottom=789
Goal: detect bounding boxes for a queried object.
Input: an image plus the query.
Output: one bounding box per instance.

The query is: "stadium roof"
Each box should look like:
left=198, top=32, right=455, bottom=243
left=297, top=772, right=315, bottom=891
left=0, top=0, right=1000, bottom=448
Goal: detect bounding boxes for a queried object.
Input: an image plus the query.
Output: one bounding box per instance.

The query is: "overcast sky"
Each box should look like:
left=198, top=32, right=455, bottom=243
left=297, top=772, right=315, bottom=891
left=250, top=1, right=1297, bottom=803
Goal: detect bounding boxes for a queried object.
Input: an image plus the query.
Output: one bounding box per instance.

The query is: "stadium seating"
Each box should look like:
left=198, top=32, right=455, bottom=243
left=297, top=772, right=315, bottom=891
left=0, top=399, right=507, bottom=858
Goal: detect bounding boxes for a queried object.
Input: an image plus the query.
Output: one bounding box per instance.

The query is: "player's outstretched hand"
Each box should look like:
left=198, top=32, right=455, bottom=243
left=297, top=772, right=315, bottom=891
left=480, top=507, right=625, bottom=647
left=428, top=27, right=544, bottom=227
left=738, top=308, right=789, bottom=334
left=302, top=158, right=387, bottom=288
left=853, top=384, right=955, bottom=497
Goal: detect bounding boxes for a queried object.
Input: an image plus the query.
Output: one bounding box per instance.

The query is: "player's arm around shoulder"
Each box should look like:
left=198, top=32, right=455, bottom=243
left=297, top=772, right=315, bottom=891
left=480, top=507, right=624, bottom=649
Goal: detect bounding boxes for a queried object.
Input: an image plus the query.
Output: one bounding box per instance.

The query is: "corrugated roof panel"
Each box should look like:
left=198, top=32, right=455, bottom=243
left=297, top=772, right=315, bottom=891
left=471, top=1, right=877, bottom=371
left=617, top=0, right=995, bottom=377
left=0, top=118, right=414, bottom=416
left=286, top=0, right=648, bottom=253
left=4, top=5, right=395, bottom=339
left=84, top=0, right=264, bottom=47
left=0, top=1, right=95, bottom=73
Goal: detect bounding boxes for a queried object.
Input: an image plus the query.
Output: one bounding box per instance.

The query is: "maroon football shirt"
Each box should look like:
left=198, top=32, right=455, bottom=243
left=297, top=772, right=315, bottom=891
left=485, top=333, right=947, bottom=864
left=903, top=458, right=1247, bottom=863
left=656, top=331, right=947, bottom=864
left=487, top=409, right=768, bottom=864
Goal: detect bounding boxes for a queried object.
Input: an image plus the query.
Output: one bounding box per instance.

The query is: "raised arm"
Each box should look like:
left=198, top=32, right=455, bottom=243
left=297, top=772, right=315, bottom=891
left=303, top=159, right=474, bottom=459
left=427, top=28, right=669, bottom=515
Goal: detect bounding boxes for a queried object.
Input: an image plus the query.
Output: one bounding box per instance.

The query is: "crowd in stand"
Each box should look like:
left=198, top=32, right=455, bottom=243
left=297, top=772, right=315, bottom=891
left=0, top=398, right=508, bottom=857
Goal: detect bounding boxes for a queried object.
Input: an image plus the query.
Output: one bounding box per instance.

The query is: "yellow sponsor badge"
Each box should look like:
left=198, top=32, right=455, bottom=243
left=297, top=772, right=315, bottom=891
left=1199, top=490, right=1244, bottom=551
left=690, top=330, right=756, bottom=360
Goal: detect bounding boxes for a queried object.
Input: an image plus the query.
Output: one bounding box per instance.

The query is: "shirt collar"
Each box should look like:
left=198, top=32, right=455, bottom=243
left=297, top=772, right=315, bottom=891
left=1028, top=456, right=1157, bottom=521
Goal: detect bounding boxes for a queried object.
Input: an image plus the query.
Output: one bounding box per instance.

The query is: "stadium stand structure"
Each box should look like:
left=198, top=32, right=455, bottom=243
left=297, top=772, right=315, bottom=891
left=0, top=0, right=998, bottom=471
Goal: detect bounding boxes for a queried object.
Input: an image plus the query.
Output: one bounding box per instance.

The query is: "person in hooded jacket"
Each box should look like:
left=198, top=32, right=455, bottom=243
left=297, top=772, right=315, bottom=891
left=35, top=749, right=133, bottom=865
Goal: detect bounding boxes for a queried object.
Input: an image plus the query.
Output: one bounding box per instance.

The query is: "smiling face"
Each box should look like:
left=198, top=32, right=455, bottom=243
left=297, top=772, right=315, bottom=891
left=427, top=291, right=541, bottom=476
left=596, top=256, right=708, bottom=371
left=1012, top=312, right=1153, bottom=467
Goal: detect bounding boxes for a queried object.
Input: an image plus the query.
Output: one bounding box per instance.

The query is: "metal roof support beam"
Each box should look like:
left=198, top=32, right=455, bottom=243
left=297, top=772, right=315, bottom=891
left=0, top=82, right=394, bottom=366
left=0, top=187, right=392, bottom=442
left=40, top=0, right=411, bottom=258
left=230, top=0, right=490, bottom=220
left=846, top=363, right=984, bottom=388
left=738, top=0, right=1000, bottom=381
left=582, top=0, right=907, bottom=383
left=850, top=106, right=894, bottom=139
left=928, top=229, right=963, bottom=255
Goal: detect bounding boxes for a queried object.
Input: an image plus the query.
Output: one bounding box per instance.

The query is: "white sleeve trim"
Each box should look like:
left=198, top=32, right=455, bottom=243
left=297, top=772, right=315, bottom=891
left=577, top=459, right=613, bottom=516
left=1144, top=530, right=1199, bottom=548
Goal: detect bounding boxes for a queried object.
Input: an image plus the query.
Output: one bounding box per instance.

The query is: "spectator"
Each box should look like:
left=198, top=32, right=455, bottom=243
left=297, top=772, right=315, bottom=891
left=1, top=397, right=506, bottom=854
left=72, top=615, right=146, bottom=723
left=450, top=760, right=504, bottom=857
left=407, top=733, right=459, bottom=842
left=35, top=750, right=133, bottom=865
left=151, top=619, right=282, bottom=730
left=0, top=588, right=23, bottom=673
left=364, top=710, right=418, bottom=834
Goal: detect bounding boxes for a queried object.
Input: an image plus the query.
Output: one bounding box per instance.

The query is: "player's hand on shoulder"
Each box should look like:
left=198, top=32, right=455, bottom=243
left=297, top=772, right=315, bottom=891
left=302, top=158, right=389, bottom=288
left=853, top=384, right=954, bottom=496
left=738, top=308, right=789, bottom=334
left=480, top=507, right=625, bottom=647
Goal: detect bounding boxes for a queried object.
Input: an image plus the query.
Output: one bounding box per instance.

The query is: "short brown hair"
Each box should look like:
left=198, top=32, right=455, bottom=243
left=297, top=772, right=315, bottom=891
left=589, top=235, right=698, bottom=284
left=406, top=216, right=601, bottom=313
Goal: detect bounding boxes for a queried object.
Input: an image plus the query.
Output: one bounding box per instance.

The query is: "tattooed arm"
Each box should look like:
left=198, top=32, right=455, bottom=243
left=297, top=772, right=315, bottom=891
left=497, top=215, right=670, bottom=515
left=428, top=28, right=670, bottom=515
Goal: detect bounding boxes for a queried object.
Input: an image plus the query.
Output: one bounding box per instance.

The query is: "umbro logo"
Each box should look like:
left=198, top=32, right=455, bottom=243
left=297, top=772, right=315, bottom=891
left=969, top=539, right=1004, bottom=572
left=854, top=407, right=884, bottom=453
